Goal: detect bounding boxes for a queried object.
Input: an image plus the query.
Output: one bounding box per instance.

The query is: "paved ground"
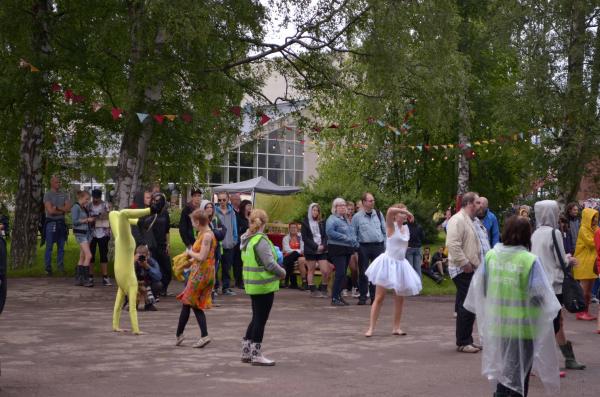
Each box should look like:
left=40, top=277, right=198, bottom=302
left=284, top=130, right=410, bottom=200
left=0, top=278, right=599, bottom=396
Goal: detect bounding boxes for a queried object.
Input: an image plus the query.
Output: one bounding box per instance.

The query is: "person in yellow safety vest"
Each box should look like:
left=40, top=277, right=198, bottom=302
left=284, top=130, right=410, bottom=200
left=240, top=208, right=286, bottom=366
left=465, top=216, right=561, bottom=397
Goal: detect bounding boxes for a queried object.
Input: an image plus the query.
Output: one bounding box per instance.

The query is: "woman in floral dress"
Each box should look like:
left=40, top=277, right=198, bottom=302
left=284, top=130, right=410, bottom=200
left=175, top=209, right=216, bottom=348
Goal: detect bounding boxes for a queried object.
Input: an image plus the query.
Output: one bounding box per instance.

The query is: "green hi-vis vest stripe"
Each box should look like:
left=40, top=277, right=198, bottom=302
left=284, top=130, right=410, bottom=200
left=242, top=233, right=280, bottom=295
left=486, top=249, right=539, bottom=339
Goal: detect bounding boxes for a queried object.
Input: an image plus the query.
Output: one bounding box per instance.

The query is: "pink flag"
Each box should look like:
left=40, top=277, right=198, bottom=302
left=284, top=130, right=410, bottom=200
left=153, top=114, right=165, bottom=124
left=111, top=107, right=123, bottom=120
left=259, top=114, right=270, bottom=125
left=181, top=113, right=192, bottom=124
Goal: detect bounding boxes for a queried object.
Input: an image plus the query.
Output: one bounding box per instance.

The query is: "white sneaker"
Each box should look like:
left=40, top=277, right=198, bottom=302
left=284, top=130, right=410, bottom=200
left=193, top=336, right=211, bottom=348
left=352, top=288, right=360, bottom=298
left=342, top=289, right=348, bottom=297
left=175, top=334, right=185, bottom=346
left=591, top=297, right=600, bottom=304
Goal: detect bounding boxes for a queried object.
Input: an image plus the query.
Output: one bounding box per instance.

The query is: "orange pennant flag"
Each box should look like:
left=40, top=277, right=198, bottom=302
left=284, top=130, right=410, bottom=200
left=30, top=65, right=40, bottom=72
left=164, top=114, right=177, bottom=121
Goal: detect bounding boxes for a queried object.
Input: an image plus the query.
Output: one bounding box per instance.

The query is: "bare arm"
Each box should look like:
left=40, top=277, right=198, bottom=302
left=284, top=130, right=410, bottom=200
left=385, top=207, right=413, bottom=233
left=187, top=232, right=213, bottom=262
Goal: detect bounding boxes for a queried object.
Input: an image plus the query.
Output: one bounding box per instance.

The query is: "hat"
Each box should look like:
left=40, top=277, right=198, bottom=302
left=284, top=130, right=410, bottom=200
left=92, top=189, right=102, bottom=199
left=191, top=188, right=203, bottom=196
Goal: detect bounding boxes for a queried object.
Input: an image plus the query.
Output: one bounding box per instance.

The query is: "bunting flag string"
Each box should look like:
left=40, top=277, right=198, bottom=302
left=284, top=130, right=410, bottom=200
left=18, top=59, right=539, bottom=155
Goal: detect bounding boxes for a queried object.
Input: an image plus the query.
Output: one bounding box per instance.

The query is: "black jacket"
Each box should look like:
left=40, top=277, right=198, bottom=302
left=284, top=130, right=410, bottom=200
left=301, top=216, right=328, bottom=256
left=407, top=221, right=424, bottom=248
left=178, top=203, right=196, bottom=248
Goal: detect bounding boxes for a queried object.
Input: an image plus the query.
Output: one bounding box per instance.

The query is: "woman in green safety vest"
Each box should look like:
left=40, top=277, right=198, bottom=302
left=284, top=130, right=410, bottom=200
left=464, top=216, right=561, bottom=397
left=240, top=208, right=286, bottom=366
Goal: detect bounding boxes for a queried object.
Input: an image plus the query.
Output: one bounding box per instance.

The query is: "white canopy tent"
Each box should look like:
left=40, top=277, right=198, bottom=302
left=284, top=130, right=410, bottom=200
left=212, top=176, right=300, bottom=196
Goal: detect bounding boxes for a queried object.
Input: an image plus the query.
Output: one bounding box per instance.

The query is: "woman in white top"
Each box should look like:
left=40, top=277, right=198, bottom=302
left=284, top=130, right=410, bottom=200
left=365, top=204, right=422, bottom=337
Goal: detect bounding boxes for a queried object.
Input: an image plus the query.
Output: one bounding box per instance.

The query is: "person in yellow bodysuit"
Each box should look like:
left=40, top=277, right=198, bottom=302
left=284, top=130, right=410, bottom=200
left=573, top=208, right=599, bottom=322
left=110, top=193, right=165, bottom=334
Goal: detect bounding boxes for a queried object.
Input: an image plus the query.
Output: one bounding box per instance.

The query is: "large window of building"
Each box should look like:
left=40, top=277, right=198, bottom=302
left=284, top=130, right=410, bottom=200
left=208, top=127, right=305, bottom=187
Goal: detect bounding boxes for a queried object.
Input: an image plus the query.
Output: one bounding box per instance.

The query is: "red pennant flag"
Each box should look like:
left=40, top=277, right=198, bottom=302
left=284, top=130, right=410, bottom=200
left=64, top=89, right=74, bottom=101
left=367, top=117, right=375, bottom=124
left=464, top=149, right=476, bottom=160
left=328, top=123, right=339, bottom=129
left=229, top=106, right=241, bottom=118
left=211, top=109, right=221, bottom=117
left=259, top=114, right=270, bottom=125
left=458, top=143, right=465, bottom=149
left=153, top=114, right=165, bottom=124
left=300, top=140, right=305, bottom=144
left=51, top=83, right=62, bottom=92
left=111, top=107, right=123, bottom=120
left=424, top=145, right=431, bottom=151
left=181, top=113, right=192, bottom=124
left=350, top=124, right=360, bottom=129
left=285, top=126, right=293, bottom=131
left=73, top=95, right=85, bottom=103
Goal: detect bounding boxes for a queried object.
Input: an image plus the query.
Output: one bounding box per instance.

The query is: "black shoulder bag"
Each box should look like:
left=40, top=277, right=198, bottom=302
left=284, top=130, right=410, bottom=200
left=552, top=229, right=586, bottom=313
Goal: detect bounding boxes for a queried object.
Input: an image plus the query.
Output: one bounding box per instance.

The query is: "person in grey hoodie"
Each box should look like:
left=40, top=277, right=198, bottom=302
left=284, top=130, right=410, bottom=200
left=531, top=200, right=586, bottom=371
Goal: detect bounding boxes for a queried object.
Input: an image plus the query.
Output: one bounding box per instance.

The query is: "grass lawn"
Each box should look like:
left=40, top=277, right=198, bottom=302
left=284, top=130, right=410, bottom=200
left=6, top=229, right=455, bottom=296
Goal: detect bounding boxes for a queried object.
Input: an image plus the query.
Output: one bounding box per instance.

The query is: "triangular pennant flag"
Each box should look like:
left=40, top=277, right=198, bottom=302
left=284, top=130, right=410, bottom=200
left=211, top=109, right=221, bottom=117
left=181, top=113, right=192, bottom=124
left=409, top=145, right=415, bottom=149
left=490, top=139, right=496, bottom=143
left=458, top=143, right=465, bottom=149
left=442, top=145, right=447, bottom=149
left=416, top=145, right=423, bottom=151
left=259, top=114, right=271, bottom=125
left=328, top=123, right=339, bottom=129
left=391, top=127, right=400, bottom=136
left=474, top=141, right=481, bottom=146
left=18, top=59, right=30, bottom=69
left=424, top=145, right=431, bottom=151
left=136, top=113, right=149, bottom=123
left=51, top=83, right=62, bottom=92
left=350, top=124, right=360, bottom=129
left=164, top=114, right=177, bottom=122
left=376, top=120, right=385, bottom=127
left=111, top=107, right=123, bottom=120
left=92, top=102, right=103, bottom=112
left=482, top=140, right=489, bottom=144
left=153, top=114, right=165, bottom=124
left=465, top=143, right=472, bottom=148
left=448, top=144, right=454, bottom=148
left=433, top=145, right=439, bottom=150
left=30, top=65, right=40, bottom=72
left=229, top=106, right=241, bottom=118
left=464, top=149, right=476, bottom=160
left=367, top=117, right=375, bottom=124
left=73, top=95, right=85, bottom=103
left=64, top=89, right=74, bottom=101
left=518, top=133, right=524, bottom=140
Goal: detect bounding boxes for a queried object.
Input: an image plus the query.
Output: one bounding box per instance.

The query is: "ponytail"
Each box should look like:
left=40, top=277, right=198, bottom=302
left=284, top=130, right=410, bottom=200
left=248, top=209, right=268, bottom=234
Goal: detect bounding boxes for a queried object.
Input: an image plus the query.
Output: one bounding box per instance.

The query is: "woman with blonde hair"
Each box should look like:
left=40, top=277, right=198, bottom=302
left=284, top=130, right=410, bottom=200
left=175, top=209, right=216, bottom=348
left=240, top=209, right=286, bottom=366
left=72, top=190, right=94, bottom=287
left=365, top=204, right=422, bottom=337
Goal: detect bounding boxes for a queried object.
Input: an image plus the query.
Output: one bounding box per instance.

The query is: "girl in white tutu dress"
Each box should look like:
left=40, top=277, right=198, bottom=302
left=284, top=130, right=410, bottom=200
left=365, top=204, right=422, bottom=337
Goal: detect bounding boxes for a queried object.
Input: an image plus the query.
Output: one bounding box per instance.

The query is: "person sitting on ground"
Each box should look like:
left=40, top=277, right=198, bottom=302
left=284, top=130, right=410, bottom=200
left=281, top=223, right=306, bottom=289
left=420, top=247, right=444, bottom=284
left=431, top=246, right=448, bottom=276
left=134, top=245, right=163, bottom=311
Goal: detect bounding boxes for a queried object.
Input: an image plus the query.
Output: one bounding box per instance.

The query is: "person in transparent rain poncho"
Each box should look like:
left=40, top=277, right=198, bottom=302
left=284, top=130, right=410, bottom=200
left=464, top=216, right=561, bottom=397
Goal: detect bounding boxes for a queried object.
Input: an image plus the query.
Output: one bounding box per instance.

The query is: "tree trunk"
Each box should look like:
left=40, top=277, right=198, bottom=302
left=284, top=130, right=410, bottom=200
left=557, top=0, right=589, bottom=203
left=10, top=0, right=51, bottom=269
left=10, top=123, right=44, bottom=269
left=113, top=2, right=164, bottom=209
left=456, top=94, right=471, bottom=196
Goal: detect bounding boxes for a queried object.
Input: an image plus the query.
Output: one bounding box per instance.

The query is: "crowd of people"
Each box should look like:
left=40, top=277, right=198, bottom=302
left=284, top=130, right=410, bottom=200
left=36, top=175, right=600, bottom=394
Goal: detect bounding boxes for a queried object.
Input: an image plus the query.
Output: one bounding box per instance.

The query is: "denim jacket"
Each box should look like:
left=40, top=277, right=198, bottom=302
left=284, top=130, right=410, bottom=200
left=326, top=214, right=358, bottom=248
left=71, top=203, right=90, bottom=234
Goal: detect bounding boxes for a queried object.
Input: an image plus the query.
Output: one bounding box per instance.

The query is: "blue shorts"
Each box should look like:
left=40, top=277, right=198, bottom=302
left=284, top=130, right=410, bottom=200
left=75, top=232, right=92, bottom=244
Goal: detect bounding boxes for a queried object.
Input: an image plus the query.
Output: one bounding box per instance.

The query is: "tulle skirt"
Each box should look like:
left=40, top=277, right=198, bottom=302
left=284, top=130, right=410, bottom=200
left=365, top=253, right=422, bottom=296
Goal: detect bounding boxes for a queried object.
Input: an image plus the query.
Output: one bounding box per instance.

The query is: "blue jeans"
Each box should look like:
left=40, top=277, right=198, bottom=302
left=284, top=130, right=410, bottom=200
left=44, top=221, right=66, bottom=273
left=405, top=247, right=422, bottom=278
left=592, top=279, right=600, bottom=299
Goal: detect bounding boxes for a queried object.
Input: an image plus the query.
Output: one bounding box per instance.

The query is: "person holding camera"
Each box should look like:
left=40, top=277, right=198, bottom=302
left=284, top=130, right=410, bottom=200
left=88, top=189, right=112, bottom=286
left=72, top=191, right=94, bottom=287
left=134, top=245, right=163, bottom=311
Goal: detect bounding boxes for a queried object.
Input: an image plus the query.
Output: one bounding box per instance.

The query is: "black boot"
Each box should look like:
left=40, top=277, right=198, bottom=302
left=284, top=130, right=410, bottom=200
left=300, top=280, right=308, bottom=291
left=74, top=266, right=82, bottom=286
left=319, top=284, right=328, bottom=298
left=81, top=267, right=94, bottom=287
